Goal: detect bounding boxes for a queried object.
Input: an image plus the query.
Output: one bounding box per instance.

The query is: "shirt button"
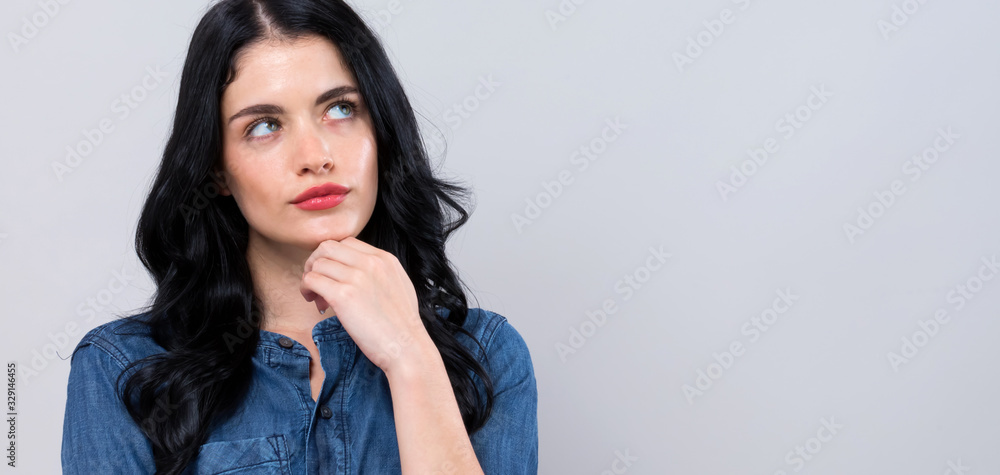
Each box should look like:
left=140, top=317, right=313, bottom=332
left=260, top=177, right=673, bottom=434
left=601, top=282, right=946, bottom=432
left=320, top=406, right=333, bottom=419
left=278, top=337, right=294, bottom=349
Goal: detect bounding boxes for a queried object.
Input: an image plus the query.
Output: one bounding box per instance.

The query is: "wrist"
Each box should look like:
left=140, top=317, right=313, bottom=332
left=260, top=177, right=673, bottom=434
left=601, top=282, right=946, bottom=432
left=382, top=330, right=440, bottom=384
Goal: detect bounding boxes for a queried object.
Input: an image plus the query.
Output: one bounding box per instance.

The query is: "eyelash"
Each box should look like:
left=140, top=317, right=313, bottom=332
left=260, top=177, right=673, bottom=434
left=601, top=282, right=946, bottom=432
left=242, top=98, right=360, bottom=141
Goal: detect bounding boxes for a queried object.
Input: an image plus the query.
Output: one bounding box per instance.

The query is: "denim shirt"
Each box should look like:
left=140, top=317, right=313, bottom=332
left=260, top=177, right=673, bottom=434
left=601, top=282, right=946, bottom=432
left=60, top=307, right=538, bottom=474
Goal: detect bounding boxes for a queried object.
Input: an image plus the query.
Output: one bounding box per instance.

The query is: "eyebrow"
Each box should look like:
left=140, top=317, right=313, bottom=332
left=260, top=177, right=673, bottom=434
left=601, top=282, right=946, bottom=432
left=226, top=85, right=360, bottom=126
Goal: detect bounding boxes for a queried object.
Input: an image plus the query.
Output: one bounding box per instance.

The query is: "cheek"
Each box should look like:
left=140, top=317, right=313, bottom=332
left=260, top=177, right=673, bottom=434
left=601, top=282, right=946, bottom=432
left=357, top=138, right=378, bottom=187
left=225, top=153, right=283, bottom=211
left=364, top=155, right=378, bottom=188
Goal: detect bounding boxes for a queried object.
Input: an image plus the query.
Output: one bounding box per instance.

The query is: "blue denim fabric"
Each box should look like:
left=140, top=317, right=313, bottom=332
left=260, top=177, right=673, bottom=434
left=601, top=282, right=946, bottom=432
left=61, top=307, right=538, bottom=474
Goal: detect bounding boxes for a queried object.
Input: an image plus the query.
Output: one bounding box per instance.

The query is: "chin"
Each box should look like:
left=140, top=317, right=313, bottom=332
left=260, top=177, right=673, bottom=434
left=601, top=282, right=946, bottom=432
left=296, top=218, right=357, bottom=240
left=311, top=229, right=359, bottom=244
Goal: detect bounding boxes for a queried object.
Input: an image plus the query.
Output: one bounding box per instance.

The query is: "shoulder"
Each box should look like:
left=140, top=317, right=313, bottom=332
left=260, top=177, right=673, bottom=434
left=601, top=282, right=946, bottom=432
left=450, top=308, right=538, bottom=471
left=69, top=312, right=164, bottom=376
left=435, top=306, right=534, bottom=371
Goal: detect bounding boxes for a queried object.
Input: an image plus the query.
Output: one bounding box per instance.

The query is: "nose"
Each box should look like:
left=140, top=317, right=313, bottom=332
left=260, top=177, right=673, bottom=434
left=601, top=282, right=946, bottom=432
left=294, top=121, right=334, bottom=175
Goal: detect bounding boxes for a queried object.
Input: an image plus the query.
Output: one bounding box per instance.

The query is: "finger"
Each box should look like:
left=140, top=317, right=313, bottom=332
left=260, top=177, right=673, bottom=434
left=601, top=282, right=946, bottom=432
left=301, top=287, right=331, bottom=313
left=340, top=237, right=402, bottom=272
left=303, top=239, right=363, bottom=275
left=309, top=257, right=357, bottom=284
left=337, top=236, right=380, bottom=256
left=300, top=258, right=359, bottom=312
left=314, top=296, right=331, bottom=314
left=299, top=269, right=341, bottom=310
left=301, top=261, right=344, bottom=302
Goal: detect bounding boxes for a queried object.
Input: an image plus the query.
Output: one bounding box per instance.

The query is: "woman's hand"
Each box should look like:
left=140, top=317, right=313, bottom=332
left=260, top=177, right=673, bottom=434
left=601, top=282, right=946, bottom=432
left=299, top=236, right=430, bottom=376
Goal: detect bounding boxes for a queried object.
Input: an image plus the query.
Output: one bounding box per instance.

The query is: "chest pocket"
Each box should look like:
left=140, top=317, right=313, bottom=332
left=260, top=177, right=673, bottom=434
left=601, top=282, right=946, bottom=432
left=186, top=435, right=291, bottom=475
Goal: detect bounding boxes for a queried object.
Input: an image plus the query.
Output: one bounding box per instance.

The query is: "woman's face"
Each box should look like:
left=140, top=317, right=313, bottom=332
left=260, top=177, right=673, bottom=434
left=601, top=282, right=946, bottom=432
left=215, top=34, right=378, bottom=253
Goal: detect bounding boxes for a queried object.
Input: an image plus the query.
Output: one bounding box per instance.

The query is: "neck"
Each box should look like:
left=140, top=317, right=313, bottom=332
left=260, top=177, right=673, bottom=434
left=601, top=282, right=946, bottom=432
left=246, top=231, right=327, bottom=335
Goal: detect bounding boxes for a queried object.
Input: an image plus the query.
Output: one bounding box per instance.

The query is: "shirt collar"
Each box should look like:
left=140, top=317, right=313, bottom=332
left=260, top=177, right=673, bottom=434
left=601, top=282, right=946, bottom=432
left=254, top=306, right=448, bottom=348
left=256, top=313, right=347, bottom=349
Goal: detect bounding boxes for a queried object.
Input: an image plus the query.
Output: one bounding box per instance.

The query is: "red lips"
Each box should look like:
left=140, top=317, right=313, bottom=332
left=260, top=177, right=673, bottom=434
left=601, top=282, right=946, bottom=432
left=291, top=183, right=350, bottom=204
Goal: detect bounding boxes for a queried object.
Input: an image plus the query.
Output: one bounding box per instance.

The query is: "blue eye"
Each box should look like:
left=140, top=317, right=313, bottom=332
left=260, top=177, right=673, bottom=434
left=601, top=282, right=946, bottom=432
left=243, top=99, right=358, bottom=141
left=248, top=120, right=279, bottom=137
left=326, top=102, right=355, bottom=120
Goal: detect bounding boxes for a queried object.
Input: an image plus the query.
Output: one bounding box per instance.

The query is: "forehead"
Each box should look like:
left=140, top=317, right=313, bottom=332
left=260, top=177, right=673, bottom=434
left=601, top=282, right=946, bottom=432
left=221, top=35, right=356, bottom=109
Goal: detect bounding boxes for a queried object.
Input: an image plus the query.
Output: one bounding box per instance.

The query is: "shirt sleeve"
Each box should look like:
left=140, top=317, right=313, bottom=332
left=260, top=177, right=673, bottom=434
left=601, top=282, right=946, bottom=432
left=61, top=337, right=157, bottom=474
left=469, top=316, right=539, bottom=475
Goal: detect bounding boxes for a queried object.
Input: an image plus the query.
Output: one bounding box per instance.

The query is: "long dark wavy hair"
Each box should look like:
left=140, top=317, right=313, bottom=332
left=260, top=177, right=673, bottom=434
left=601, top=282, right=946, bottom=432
left=117, top=0, right=494, bottom=473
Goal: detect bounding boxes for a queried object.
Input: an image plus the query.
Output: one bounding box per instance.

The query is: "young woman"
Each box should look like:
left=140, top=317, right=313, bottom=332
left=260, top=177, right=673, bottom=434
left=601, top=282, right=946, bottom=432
left=59, top=1, right=538, bottom=473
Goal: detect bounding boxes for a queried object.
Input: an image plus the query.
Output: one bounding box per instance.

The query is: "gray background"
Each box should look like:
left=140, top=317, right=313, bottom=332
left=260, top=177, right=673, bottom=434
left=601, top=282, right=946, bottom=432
left=2, top=0, right=998, bottom=473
